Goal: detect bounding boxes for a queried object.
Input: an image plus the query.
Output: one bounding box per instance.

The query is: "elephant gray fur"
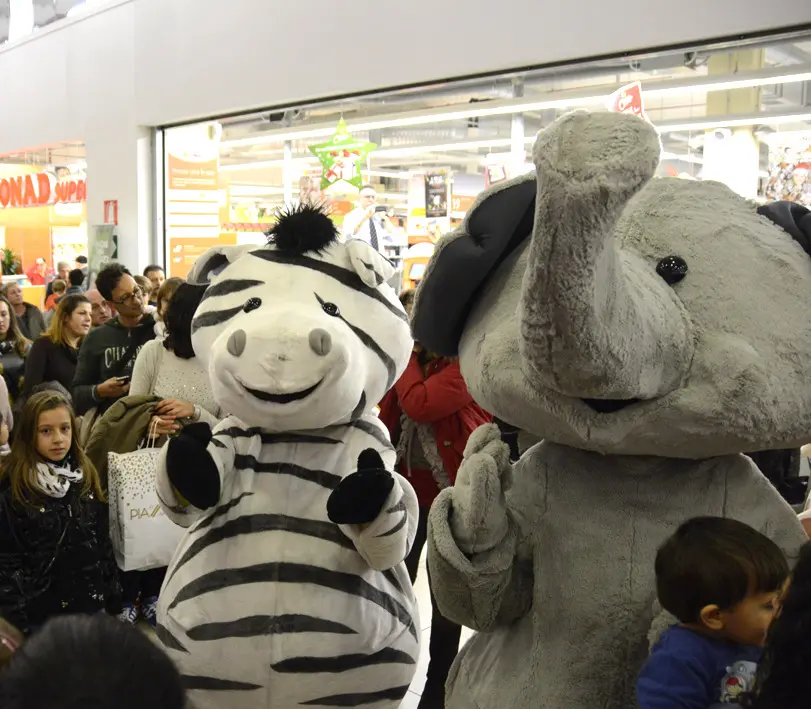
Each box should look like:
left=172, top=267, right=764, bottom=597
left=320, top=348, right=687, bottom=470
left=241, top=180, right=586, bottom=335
left=411, top=110, right=810, bottom=709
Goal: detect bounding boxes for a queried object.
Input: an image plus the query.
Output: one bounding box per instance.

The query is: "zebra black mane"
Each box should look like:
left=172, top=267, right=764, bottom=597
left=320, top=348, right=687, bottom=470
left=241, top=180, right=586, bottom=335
left=266, top=203, right=338, bottom=255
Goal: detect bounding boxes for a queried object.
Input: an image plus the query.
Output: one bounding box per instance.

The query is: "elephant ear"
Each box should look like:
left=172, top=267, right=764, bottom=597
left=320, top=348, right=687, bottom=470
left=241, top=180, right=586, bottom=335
left=758, top=201, right=811, bottom=257
left=187, top=245, right=256, bottom=285
left=411, top=176, right=537, bottom=357
left=345, top=238, right=396, bottom=288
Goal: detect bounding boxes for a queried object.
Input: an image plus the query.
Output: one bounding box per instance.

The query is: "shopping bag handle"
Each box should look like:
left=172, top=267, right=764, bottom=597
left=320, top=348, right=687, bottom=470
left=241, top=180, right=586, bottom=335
left=142, top=416, right=160, bottom=450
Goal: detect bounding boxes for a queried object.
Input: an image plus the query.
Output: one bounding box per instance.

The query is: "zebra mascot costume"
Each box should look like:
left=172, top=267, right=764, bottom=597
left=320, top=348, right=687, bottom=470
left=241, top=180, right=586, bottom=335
left=153, top=205, right=420, bottom=709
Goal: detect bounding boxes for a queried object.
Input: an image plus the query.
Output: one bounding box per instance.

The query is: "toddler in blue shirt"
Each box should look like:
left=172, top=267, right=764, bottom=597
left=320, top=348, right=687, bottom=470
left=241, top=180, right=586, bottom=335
left=637, top=517, right=789, bottom=708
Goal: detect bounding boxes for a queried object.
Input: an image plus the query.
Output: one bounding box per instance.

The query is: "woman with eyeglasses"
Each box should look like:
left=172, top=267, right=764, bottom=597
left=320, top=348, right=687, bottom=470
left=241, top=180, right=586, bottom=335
left=71, top=264, right=157, bottom=419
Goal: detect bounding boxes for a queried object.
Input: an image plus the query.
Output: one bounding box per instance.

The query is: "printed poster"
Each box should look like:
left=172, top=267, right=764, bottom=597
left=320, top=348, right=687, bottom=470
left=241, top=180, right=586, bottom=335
left=765, top=134, right=810, bottom=206
left=424, top=171, right=449, bottom=218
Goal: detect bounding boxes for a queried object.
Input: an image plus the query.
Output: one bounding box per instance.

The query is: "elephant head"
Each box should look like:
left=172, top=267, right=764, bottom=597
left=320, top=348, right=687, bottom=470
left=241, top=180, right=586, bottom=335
left=412, top=111, right=811, bottom=458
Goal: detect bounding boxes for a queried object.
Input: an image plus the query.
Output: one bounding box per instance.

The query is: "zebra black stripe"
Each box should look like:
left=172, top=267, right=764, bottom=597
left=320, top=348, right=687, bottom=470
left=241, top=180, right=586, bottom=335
left=358, top=259, right=384, bottom=287
left=200, top=278, right=264, bottom=302
left=315, top=292, right=396, bottom=390
left=382, top=569, right=404, bottom=594
left=215, top=428, right=340, bottom=445
left=181, top=675, right=262, bottom=692
left=192, top=252, right=230, bottom=284
left=172, top=513, right=353, bottom=576
left=155, top=487, right=187, bottom=515
left=387, top=499, right=407, bottom=514
left=271, top=647, right=416, bottom=674
left=349, top=392, right=367, bottom=422
left=250, top=249, right=407, bottom=323
left=376, top=512, right=407, bottom=538
left=166, top=491, right=257, bottom=585
left=347, top=419, right=393, bottom=451
left=155, top=623, right=189, bottom=653
left=168, top=562, right=418, bottom=639
left=299, top=685, right=411, bottom=706
left=194, top=491, right=255, bottom=533
left=187, top=614, right=357, bottom=641
left=233, top=455, right=342, bottom=489
left=191, top=305, right=243, bottom=332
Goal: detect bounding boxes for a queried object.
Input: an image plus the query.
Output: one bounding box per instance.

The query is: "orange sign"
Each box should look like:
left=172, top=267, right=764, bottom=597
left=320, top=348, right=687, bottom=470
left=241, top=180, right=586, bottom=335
left=450, top=194, right=475, bottom=218
left=168, top=233, right=237, bottom=279
left=0, top=172, right=86, bottom=209
left=167, top=155, right=218, bottom=191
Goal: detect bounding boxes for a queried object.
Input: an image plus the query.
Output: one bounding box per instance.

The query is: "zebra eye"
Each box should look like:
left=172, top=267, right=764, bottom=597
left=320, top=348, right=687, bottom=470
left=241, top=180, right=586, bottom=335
left=243, top=297, right=262, bottom=313
left=322, top=301, right=340, bottom=317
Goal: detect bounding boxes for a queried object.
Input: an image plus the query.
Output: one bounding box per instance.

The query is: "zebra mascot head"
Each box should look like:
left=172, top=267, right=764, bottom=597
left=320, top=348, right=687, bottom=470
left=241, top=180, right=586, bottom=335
left=187, top=204, right=412, bottom=431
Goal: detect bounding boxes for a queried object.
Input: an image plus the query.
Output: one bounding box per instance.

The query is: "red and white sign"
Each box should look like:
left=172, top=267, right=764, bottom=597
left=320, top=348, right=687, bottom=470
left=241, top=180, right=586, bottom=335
left=607, top=82, right=648, bottom=121
left=104, top=200, right=119, bottom=225
left=0, top=172, right=87, bottom=210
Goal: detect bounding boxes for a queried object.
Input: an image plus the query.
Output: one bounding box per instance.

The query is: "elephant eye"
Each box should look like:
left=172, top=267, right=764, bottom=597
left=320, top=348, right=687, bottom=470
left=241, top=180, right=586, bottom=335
left=656, top=255, right=688, bottom=285
left=322, top=301, right=340, bottom=317
left=243, top=297, right=262, bottom=313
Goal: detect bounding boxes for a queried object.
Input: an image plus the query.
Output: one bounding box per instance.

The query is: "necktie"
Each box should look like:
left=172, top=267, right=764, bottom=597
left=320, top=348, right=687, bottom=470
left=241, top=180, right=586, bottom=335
left=369, top=216, right=379, bottom=251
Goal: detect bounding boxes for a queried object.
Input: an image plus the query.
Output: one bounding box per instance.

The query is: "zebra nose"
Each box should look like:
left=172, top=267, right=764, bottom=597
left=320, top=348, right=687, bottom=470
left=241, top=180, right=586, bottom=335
left=227, top=329, right=247, bottom=358
left=309, top=328, right=332, bottom=357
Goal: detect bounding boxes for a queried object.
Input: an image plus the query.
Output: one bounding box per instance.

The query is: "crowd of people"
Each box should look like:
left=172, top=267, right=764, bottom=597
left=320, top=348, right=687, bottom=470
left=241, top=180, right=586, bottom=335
left=0, top=255, right=810, bottom=709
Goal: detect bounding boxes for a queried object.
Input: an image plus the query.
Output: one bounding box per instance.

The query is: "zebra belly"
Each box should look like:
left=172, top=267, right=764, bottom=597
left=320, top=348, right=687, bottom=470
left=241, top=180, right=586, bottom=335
left=157, top=476, right=419, bottom=708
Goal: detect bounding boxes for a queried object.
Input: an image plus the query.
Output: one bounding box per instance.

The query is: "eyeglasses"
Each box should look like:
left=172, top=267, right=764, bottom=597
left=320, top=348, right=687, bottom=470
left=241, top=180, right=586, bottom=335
left=111, top=287, right=144, bottom=306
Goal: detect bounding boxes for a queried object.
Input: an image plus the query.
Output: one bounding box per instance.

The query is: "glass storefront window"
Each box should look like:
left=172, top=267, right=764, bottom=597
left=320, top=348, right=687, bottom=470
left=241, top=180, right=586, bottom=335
left=161, top=29, right=811, bottom=284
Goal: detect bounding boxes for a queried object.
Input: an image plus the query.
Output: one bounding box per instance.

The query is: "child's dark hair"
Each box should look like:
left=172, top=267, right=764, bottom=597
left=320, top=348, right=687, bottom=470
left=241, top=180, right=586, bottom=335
left=164, top=282, right=207, bottom=359
left=0, top=614, right=186, bottom=709
left=742, top=541, right=811, bottom=709
left=655, top=517, right=788, bottom=624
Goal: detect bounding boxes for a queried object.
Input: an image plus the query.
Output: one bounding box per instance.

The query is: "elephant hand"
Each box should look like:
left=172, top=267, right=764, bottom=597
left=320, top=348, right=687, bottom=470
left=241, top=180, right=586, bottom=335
left=533, top=110, right=660, bottom=193
left=449, top=423, right=512, bottom=554
left=327, top=449, right=395, bottom=526
left=166, top=422, right=220, bottom=509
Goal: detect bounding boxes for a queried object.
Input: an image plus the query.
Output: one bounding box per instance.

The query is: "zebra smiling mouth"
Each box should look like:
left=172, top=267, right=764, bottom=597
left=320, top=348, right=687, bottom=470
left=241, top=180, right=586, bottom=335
left=243, top=380, right=322, bottom=404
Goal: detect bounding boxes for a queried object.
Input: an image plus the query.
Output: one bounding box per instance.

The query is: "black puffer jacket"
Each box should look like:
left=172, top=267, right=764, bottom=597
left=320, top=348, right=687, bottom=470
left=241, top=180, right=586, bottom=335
left=0, top=477, right=120, bottom=635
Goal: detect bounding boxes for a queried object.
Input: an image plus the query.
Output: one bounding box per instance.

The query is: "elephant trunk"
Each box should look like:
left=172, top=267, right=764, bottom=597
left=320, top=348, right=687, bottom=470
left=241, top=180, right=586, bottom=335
left=519, top=112, right=692, bottom=402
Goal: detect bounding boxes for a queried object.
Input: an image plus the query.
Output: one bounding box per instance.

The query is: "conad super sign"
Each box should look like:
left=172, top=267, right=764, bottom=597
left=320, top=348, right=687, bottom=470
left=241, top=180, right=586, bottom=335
left=0, top=172, right=86, bottom=209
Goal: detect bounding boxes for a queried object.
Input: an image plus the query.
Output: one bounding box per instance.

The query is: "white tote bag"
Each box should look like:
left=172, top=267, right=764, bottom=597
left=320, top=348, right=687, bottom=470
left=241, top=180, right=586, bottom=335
left=108, top=422, right=185, bottom=571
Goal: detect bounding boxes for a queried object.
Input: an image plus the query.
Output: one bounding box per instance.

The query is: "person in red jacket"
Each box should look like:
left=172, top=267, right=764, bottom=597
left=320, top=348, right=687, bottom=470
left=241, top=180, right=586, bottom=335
left=378, top=288, right=492, bottom=709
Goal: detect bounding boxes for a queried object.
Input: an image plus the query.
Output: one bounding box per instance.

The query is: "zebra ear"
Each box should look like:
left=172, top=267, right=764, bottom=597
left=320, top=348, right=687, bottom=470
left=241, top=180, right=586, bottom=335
left=345, top=239, right=395, bottom=288
left=187, top=245, right=255, bottom=285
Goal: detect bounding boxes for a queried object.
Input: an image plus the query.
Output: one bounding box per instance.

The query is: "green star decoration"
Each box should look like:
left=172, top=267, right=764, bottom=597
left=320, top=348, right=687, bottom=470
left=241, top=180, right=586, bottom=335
left=309, top=119, right=377, bottom=192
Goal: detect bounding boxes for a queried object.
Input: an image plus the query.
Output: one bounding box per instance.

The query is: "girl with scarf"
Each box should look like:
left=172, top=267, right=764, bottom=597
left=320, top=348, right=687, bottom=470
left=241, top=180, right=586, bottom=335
left=0, top=391, right=119, bottom=635
left=378, top=289, right=492, bottom=709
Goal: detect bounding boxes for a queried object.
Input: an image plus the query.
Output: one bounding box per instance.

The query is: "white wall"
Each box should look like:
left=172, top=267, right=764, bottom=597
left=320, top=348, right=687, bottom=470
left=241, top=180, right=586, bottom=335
left=0, top=0, right=809, bottom=270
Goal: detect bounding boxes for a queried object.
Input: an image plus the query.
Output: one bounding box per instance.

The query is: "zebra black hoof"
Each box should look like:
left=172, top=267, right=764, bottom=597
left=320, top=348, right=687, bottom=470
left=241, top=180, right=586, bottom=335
left=327, top=449, right=394, bottom=525
left=166, top=426, right=220, bottom=509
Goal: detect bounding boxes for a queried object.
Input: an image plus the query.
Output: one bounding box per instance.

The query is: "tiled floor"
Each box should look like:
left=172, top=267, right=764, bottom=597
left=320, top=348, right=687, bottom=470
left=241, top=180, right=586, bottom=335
left=402, top=556, right=474, bottom=708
